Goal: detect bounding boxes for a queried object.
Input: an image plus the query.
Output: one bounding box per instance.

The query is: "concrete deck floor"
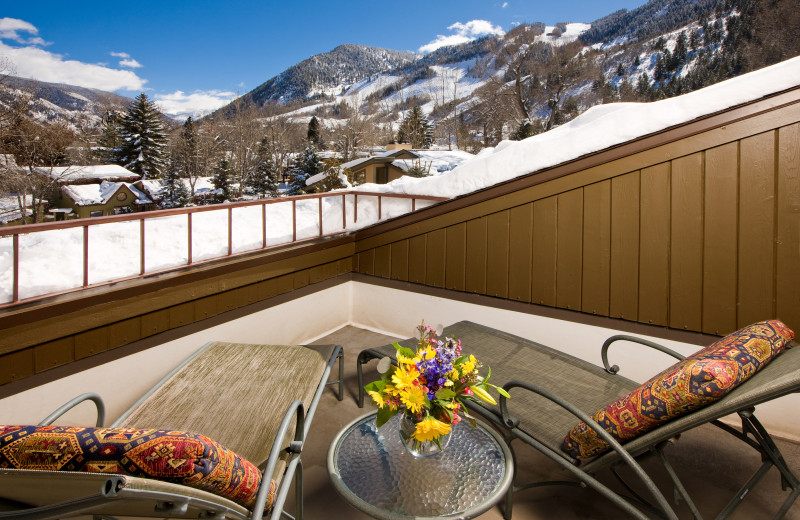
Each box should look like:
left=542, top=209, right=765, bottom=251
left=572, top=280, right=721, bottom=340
left=285, top=325, right=800, bottom=519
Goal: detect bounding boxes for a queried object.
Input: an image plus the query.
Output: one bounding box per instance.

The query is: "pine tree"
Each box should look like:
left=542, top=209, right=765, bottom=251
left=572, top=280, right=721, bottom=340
left=94, top=111, right=123, bottom=163
left=396, top=105, right=434, bottom=149
left=246, top=137, right=280, bottom=198
left=287, top=146, right=323, bottom=196
left=306, top=116, right=325, bottom=149
left=510, top=119, right=537, bottom=141
left=115, top=93, right=167, bottom=179
left=211, top=157, right=234, bottom=203
left=159, top=164, right=191, bottom=209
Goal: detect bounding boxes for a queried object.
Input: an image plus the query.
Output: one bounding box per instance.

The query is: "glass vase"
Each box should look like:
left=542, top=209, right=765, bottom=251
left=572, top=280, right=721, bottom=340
left=398, top=411, right=451, bottom=457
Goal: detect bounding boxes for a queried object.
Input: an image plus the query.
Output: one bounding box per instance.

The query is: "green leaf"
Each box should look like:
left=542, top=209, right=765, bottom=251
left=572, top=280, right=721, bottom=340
left=435, top=388, right=456, bottom=400
left=363, top=380, right=385, bottom=394
left=392, top=342, right=416, bottom=359
left=470, top=384, right=497, bottom=405
left=375, top=406, right=398, bottom=428
left=466, top=416, right=477, bottom=429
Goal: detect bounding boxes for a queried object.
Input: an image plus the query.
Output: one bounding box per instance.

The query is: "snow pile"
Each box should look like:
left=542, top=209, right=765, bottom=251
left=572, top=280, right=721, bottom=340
left=355, top=56, right=800, bottom=198
left=36, top=164, right=140, bottom=182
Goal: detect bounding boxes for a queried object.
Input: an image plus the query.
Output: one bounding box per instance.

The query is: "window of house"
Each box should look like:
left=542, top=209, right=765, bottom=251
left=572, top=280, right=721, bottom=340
left=376, top=166, right=388, bottom=184
left=89, top=211, right=103, bottom=217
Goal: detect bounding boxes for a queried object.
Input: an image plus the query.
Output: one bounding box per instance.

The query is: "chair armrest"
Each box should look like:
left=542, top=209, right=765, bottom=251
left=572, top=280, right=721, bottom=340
left=499, top=380, right=679, bottom=520
left=601, top=335, right=685, bottom=375
left=39, top=393, right=106, bottom=427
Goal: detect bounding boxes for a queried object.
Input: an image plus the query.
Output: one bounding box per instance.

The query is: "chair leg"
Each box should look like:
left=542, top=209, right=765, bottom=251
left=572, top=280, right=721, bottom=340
left=336, top=348, right=344, bottom=401
left=295, top=460, right=303, bottom=520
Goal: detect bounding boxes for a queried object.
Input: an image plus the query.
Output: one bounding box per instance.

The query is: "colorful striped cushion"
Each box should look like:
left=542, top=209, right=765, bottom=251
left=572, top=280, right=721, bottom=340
left=0, top=425, right=273, bottom=510
left=562, top=320, right=794, bottom=459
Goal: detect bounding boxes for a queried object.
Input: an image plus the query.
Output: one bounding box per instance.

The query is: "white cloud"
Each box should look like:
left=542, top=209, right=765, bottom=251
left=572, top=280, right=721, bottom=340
left=119, top=58, right=142, bottom=69
left=110, top=51, right=130, bottom=58
left=0, top=17, right=47, bottom=45
left=502, top=2, right=509, bottom=8
left=419, top=20, right=505, bottom=53
left=0, top=41, right=146, bottom=91
left=154, top=90, right=239, bottom=119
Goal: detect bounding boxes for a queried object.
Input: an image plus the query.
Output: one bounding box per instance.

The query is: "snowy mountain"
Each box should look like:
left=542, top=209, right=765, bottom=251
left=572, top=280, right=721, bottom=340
left=0, top=76, right=131, bottom=130
left=241, top=44, right=418, bottom=106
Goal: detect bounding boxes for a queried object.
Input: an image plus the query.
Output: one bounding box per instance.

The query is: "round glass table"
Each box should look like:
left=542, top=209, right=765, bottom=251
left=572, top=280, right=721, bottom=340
left=327, top=411, right=513, bottom=519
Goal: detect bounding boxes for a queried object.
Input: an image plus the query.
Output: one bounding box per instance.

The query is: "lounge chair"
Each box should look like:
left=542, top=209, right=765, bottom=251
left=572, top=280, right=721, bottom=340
left=0, top=340, right=344, bottom=520
left=356, top=321, right=800, bottom=519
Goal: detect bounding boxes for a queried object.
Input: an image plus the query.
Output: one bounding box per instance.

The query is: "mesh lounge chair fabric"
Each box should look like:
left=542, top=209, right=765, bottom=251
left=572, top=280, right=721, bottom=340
left=356, top=321, right=800, bottom=519
left=0, top=341, right=342, bottom=520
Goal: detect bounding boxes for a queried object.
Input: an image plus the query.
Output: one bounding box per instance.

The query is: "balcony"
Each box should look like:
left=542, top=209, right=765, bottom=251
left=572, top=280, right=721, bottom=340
left=1, top=74, right=800, bottom=518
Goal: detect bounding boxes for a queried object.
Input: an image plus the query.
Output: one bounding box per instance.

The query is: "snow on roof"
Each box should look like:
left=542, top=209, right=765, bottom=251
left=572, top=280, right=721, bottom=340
left=354, top=56, right=800, bottom=198
left=394, top=149, right=475, bottom=174
left=0, top=194, right=34, bottom=224
left=36, top=164, right=140, bottom=182
left=62, top=181, right=152, bottom=206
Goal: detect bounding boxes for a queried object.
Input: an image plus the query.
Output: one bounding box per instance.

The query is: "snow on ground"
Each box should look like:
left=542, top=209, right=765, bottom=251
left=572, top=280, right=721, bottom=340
left=2, top=56, right=799, bottom=303
left=0, top=195, right=33, bottom=225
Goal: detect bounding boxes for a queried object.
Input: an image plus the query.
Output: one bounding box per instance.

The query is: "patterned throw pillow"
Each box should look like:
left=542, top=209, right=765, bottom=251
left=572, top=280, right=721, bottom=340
left=0, top=426, right=274, bottom=510
left=562, top=320, right=794, bottom=460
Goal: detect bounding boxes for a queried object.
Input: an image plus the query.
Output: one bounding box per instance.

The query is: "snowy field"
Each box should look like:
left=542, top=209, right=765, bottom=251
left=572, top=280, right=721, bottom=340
left=2, top=55, right=799, bottom=303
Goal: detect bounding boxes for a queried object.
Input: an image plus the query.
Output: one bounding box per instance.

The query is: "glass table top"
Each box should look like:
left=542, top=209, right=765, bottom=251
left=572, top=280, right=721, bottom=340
left=327, top=411, right=513, bottom=519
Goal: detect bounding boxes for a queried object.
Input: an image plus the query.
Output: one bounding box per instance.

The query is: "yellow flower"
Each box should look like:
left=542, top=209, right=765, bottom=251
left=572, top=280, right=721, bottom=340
left=401, top=386, right=426, bottom=414
left=368, top=390, right=385, bottom=408
left=461, top=355, right=477, bottom=374
left=412, top=417, right=452, bottom=442
left=391, top=366, right=419, bottom=389
left=397, top=353, right=415, bottom=367
left=423, top=347, right=436, bottom=359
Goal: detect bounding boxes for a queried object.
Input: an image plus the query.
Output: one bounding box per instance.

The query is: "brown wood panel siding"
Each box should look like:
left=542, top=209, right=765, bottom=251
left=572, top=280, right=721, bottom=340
left=465, top=218, right=488, bottom=293
left=486, top=211, right=510, bottom=298
left=391, top=240, right=409, bottom=281
left=532, top=197, right=558, bottom=306
left=358, top=249, right=375, bottom=275
left=0, top=349, right=34, bottom=385
left=703, top=143, right=739, bottom=334
left=582, top=181, right=611, bottom=316
left=445, top=223, right=466, bottom=291
left=34, top=337, right=74, bottom=373
left=425, top=229, right=446, bottom=288
left=408, top=235, right=427, bottom=284
left=670, top=153, right=705, bottom=331
left=374, top=244, right=391, bottom=278
left=610, top=172, right=640, bottom=320
left=508, top=204, right=533, bottom=302
left=777, top=124, right=800, bottom=331
left=638, top=164, right=671, bottom=326
left=556, top=190, right=583, bottom=310
left=738, top=131, right=777, bottom=327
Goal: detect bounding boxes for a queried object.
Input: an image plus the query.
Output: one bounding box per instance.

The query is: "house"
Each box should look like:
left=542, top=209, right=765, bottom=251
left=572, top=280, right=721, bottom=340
left=136, top=177, right=219, bottom=206
left=338, top=143, right=475, bottom=185
left=60, top=181, right=154, bottom=218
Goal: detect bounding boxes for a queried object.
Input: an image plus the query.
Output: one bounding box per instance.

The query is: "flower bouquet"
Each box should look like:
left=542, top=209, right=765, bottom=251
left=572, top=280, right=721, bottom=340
left=364, top=321, right=509, bottom=456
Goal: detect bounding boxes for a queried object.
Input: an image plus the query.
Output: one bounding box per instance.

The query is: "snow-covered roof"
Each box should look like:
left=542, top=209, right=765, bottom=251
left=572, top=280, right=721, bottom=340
left=62, top=181, right=152, bottom=206
left=36, top=165, right=140, bottom=182
left=353, top=56, right=800, bottom=198
left=392, top=149, right=475, bottom=174
left=0, top=195, right=34, bottom=224
left=341, top=149, right=418, bottom=170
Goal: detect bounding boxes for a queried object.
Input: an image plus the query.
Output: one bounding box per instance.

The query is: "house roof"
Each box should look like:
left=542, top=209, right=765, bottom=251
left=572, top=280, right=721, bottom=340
left=341, top=149, right=419, bottom=170
left=36, top=165, right=140, bottom=183
left=62, top=181, right=152, bottom=206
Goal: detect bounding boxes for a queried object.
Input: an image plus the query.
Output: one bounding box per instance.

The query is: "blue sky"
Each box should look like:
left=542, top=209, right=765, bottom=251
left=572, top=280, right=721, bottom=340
left=1, top=0, right=647, bottom=117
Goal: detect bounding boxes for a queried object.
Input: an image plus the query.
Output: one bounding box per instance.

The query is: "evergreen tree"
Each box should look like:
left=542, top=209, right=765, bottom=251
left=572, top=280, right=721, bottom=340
left=396, top=105, right=434, bottom=149
left=616, top=63, right=626, bottom=76
left=510, top=119, right=537, bottom=141
left=94, top=111, right=123, bottom=163
left=286, top=146, right=323, bottom=196
left=246, top=137, right=280, bottom=198
left=159, top=165, right=191, bottom=209
left=115, top=93, right=167, bottom=179
left=306, top=116, right=325, bottom=149
left=211, top=157, right=234, bottom=203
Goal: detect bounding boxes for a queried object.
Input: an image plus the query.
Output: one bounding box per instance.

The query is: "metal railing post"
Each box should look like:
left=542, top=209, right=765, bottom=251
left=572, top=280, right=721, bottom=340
left=354, top=194, right=358, bottom=223
left=140, top=218, right=146, bottom=274
left=262, top=202, right=267, bottom=248
left=83, top=225, right=89, bottom=288
left=318, top=196, right=323, bottom=237
left=228, top=206, right=233, bottom=256
left=12, top=234, right=19, bottom=303
left=342, top=194, right=346, bottom=229
left=292, top=200, right=297, bottom=242
left=187, top=213, right=193, bottom=265
left=378, top=196, right=382, bottom=220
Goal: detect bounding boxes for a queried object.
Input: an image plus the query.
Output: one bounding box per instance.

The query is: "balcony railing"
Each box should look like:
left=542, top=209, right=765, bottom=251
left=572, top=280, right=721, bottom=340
left=0, top=190, right=447, bottom=306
